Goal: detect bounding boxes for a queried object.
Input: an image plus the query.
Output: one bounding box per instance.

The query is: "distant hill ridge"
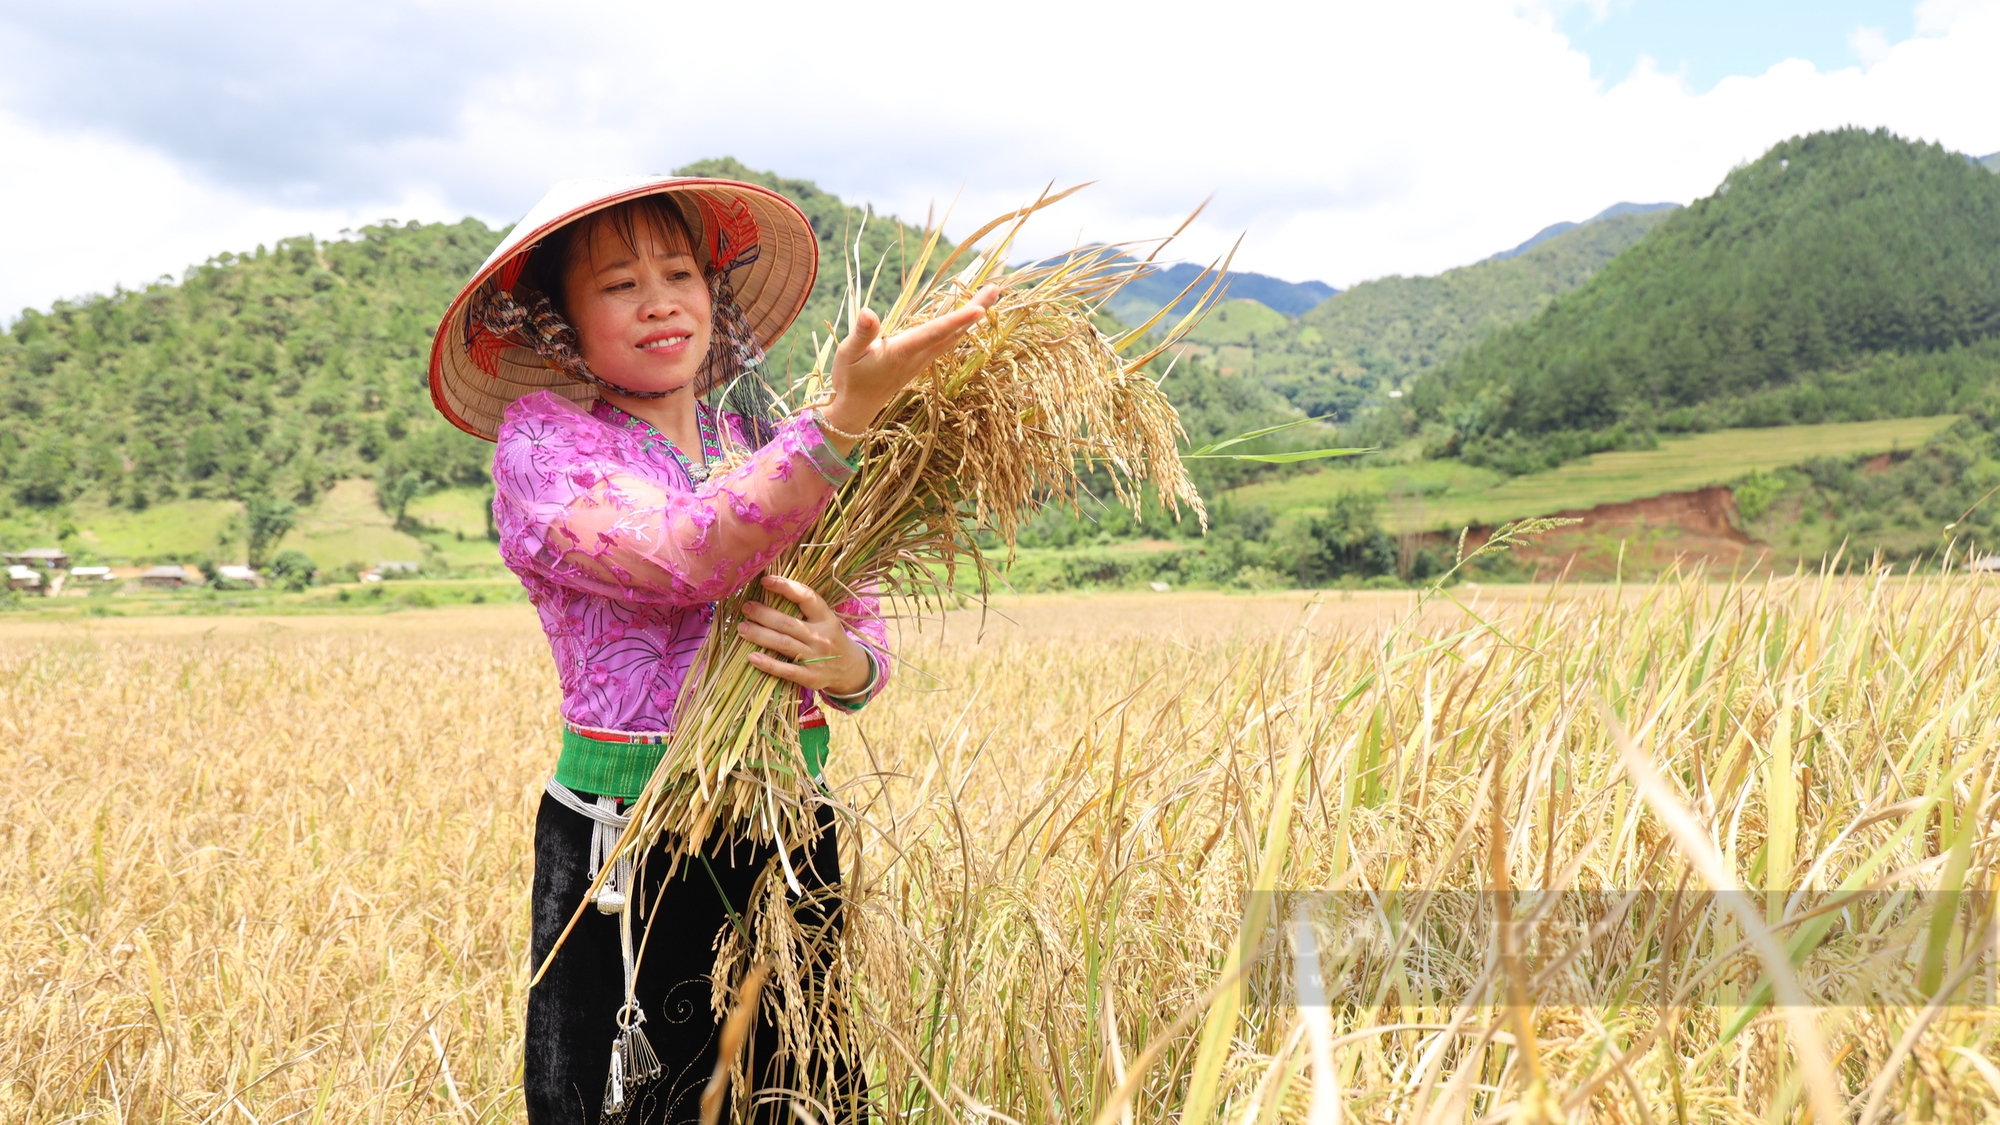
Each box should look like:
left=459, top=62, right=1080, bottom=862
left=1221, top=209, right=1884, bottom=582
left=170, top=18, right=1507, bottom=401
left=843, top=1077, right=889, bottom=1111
left=1097, top=258, right=1336, bottom=325
left=1107, top=199, right=1679, bottom=329
left=1487, top=201, right=1682, bottom=261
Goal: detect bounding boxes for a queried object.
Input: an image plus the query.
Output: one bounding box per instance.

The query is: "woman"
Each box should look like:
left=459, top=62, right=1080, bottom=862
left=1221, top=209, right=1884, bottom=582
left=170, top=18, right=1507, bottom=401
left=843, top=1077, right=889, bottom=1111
left=428, top=176, right=996, bottom=1124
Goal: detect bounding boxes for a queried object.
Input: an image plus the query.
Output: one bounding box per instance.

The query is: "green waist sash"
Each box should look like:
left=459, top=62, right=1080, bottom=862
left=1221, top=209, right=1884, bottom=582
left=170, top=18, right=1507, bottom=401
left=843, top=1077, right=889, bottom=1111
left=555, top=723, right=831, bottom=800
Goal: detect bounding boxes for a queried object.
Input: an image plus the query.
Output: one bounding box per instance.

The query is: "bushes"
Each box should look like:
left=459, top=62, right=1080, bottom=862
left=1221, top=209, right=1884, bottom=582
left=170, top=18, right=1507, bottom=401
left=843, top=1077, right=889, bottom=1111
left=1458, top=425, right=1655, bottom=475
left=1733, top=469, right=1787, bottom=520
left=1734, top=412, right=2000, bottom=562
left=1278, top=493, right=1398, bottom=585
left=994, top=492, right=1418, bottom=591
left=268, top=550, right=318, bottom=591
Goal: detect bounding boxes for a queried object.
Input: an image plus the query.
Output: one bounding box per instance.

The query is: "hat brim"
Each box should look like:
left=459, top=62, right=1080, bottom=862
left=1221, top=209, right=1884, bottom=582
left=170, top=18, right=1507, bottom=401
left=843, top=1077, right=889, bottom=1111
left=427, top=176, right=819, bottom=442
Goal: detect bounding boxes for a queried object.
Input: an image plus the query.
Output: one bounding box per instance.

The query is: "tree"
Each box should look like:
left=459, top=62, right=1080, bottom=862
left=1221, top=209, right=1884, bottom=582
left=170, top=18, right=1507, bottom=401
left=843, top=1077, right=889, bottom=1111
left=381, top=471, right=426, bottom=532
left=244, top=494, right=296, bottom=568
left=11, top=434, right=75, bottom=507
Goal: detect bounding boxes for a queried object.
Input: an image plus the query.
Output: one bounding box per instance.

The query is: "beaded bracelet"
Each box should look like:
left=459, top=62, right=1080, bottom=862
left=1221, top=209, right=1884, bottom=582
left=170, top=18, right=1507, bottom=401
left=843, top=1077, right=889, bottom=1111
left=811, top=406, right=872, bottom=443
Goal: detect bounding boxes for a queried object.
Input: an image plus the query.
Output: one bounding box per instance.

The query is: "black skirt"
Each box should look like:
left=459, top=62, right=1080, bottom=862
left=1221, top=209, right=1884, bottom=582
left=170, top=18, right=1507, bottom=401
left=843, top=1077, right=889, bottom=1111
left=525, top=794, right=860, bottom=1124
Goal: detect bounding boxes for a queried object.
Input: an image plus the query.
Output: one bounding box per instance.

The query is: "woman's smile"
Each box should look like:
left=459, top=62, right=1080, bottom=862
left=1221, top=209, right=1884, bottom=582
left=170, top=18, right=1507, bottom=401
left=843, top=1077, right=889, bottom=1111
left=562, top=211, right=714, bottom=396
left=636, top=328, right=693, bottom=356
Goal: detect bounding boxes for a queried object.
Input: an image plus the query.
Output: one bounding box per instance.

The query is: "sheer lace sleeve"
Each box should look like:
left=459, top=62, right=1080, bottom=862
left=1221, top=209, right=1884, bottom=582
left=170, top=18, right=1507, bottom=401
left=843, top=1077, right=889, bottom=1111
left=493, top=391, right=856, bottom=607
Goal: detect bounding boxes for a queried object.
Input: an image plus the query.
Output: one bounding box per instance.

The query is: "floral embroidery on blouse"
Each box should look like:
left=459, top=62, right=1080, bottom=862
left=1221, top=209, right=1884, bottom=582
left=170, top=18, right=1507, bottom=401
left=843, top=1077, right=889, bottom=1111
left=493, top=390, right=890, bottom=733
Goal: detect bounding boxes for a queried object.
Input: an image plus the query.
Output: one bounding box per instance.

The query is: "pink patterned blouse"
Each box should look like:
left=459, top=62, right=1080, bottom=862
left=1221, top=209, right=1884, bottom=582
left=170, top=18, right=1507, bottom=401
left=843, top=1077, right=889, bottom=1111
left=492, top=390, right=890, bottom=734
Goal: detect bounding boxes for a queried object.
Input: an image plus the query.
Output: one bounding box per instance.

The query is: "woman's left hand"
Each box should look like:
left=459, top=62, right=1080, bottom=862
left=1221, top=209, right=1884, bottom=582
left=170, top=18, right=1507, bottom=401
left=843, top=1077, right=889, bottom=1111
left=736, top=575, right=872, bottom=695
left=818, top=284, right=1001, bottom=455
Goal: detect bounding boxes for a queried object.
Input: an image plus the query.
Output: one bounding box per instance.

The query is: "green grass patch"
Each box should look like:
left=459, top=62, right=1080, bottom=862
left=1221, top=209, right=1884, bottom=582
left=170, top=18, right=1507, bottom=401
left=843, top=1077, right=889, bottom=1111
left=275, top=478, right=430, bottom=570
left=1181, top=299, right=1293, bottom=345
left=406, top=486, right=491, bottom=540
left=12, top=477, right=507, bottom=575
left=1231, top=416, right=1962, bottom=532
left=67, top=497, right=245, bottom=562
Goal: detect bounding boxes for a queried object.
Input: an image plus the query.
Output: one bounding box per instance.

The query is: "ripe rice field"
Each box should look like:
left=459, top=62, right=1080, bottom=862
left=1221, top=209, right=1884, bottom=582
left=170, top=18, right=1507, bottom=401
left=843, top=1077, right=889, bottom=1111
left=6, top=575, right=2000, bottom=1123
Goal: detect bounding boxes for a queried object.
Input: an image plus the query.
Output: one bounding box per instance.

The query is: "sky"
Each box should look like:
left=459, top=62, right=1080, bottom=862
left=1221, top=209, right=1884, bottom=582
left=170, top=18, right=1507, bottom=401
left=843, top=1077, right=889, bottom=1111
left=0, top=0, right=1996, bottom=320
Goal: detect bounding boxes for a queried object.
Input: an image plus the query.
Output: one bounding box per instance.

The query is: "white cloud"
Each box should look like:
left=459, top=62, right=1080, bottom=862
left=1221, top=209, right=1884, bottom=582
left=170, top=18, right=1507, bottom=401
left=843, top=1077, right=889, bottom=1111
left=2, top=0, right=1998, bottom=320
left=0, top=107, right=460, bottom=318
left=1849, top=25, right=1894, bottom=65
left=1915, top=0, right=1984, bottom=34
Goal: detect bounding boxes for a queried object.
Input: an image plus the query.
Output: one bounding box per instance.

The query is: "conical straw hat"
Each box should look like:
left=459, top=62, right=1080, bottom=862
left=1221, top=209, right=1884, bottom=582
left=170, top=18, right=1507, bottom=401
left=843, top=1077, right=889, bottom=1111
left=427, top=176, right=819, bottom=441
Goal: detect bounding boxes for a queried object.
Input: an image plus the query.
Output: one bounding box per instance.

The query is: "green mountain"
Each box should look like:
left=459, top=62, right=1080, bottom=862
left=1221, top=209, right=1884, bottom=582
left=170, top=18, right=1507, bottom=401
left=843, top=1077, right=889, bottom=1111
left=1412, top=128, right=2000, bottom=471
left=1176, top=205, right=1675, bottom=420
left=0, top=160, right=941, bottom=561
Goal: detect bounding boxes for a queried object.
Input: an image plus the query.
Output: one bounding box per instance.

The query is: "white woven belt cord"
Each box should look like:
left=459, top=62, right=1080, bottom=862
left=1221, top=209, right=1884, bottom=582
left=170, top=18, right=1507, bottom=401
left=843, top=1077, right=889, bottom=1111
left=544, top=778, right=640, bottom=919
left=546, top=776, right=630, bottom=866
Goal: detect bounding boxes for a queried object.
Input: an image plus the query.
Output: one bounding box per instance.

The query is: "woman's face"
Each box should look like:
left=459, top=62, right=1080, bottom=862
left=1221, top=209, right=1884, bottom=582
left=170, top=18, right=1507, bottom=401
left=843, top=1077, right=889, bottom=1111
left=562, top=212, right=712, bottom=394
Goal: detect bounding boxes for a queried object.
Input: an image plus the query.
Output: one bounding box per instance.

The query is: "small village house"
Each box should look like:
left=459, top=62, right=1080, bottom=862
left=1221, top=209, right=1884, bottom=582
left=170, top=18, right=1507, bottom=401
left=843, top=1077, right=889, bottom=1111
left=214, top=565, right=265, bottom=588
left=4, top=548, right=72, bottom=595
left=139, top=565, right=192, bottom=589
left=3, top=548, right=72, bottom=570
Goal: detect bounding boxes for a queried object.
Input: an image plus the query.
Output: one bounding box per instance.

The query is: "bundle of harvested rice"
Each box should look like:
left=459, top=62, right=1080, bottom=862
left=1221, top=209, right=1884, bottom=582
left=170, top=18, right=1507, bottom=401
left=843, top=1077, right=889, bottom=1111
left=607, top=190, right=1216, bottom=878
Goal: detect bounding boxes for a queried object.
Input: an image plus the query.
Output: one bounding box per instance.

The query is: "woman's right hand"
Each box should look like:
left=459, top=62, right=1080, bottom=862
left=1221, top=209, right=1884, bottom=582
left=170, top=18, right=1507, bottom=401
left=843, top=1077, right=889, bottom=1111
left=818, top=285, right=1000, bottom=455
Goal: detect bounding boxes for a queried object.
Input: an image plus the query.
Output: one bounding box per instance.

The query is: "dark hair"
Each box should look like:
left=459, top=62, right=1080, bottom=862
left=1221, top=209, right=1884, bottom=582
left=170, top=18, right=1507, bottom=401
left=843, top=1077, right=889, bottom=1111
left=517, top=196, right=702, bottom=320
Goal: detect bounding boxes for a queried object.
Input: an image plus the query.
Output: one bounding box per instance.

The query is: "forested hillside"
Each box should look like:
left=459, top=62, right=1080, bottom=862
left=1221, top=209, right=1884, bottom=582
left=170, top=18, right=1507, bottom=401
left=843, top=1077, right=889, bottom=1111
left=1, top=220, right=502, bottom=521
left=1411, top=128, right=2000, bottom=471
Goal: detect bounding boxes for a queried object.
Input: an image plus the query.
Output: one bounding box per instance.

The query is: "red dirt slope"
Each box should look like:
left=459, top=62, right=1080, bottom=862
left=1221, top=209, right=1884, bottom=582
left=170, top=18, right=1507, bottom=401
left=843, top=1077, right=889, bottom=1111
left=1441, top=486, right=1768, bottom=579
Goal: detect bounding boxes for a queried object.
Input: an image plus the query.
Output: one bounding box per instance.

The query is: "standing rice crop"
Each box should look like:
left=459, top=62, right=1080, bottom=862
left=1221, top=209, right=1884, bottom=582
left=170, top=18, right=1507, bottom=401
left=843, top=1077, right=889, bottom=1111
left=847, top=564, right=2000, bottom=1125
left=10, top=569, right=2000, bottom=1122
